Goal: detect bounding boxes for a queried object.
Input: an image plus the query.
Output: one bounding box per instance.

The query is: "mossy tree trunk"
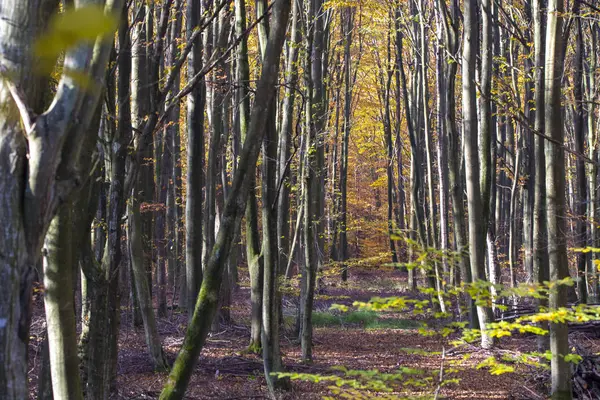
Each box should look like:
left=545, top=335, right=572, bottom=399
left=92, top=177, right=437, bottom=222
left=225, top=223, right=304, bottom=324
left=159, top=1, right=291, bottom=397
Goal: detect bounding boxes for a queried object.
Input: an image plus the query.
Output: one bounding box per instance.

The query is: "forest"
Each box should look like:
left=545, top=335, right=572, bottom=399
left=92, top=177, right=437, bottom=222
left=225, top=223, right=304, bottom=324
left=1, top=0, right=599, bottom=399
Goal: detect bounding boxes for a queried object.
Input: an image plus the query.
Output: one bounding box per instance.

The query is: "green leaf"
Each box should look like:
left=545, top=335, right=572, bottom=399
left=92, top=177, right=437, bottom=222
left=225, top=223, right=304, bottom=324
left=34, top=5, right=118, bottom=70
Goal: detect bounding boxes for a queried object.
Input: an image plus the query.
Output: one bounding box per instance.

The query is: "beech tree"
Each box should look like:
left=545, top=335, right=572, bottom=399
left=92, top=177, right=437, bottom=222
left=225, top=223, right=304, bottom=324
left=545, top=0, right=572, bottom=397
left=159, top=0, right=291, bottom=397
left=3, top=1, right=600, bottom=398
left=0, top=1, right=123, bottom=397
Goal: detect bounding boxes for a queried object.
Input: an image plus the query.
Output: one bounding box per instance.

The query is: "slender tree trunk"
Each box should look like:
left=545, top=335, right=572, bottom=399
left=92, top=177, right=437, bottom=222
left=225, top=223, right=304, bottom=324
left=487, top=0, right=500, bottom=311
left=587, top=23, right=598, bottom=301
left=165, top=2, right=183, bottom=293
left=128, top=198, right=169, bottom=370
left=236, top=0, right=263, bottom=351
left=479, top=0, right=492, bottom=229
left=545, top=0, right=572, bottom=397
left=574, top=10, right=588, bottom=303
left=438, top=0, right=472, bottom=312
left=277, top=0, right=301, bottom=274
left=435, top=4, right=449, bottom=291
left=339, top=7, right=354, bottom=281
left=261, top=47, right=289, bottom=393
left=462, top=0, right=494, bottom=349
left=397, top=3, right=435, bottom=294
left=159, top=1, right=291, bottom=397
left=185, top=0, right=205, bottom=316
left=383, top=31, right=398, bottom=264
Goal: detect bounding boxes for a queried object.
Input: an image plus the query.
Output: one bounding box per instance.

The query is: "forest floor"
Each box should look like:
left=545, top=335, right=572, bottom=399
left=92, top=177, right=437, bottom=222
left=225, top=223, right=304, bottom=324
left=28, top=266, right=568, bottom=399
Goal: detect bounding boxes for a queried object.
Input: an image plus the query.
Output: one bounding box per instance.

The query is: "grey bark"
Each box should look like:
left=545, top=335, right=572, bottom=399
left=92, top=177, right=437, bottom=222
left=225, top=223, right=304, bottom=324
left=532, top=0, right=549, bottom=353
left=0, top=1, right=122, bottom=397
left=574, top=5, right=588, bottom=303
left=43, top=204, right=83, bottom=400
left=128, top=198, right=169, bottom=370
left=462, top=0, right=494, bottom=348
left=159, top=1, right=291, bottom=397
left=544, top=0, right=572, bottom=397
left=277, top=0, right=301, bottom=274
left=185, top=0, right=205, bottom=316
left=339, top=7, right=354, bottom=281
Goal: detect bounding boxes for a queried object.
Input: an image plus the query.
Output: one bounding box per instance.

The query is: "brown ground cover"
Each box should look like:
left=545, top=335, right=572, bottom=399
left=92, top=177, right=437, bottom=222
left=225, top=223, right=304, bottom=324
left=28, top=267, right=555, bottom=399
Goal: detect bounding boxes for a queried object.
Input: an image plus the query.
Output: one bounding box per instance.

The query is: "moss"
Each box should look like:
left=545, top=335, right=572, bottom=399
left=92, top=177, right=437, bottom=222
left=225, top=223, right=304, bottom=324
left=245, top=341, right=262, bottom=355
left=310, top=310, right=419, bottom=330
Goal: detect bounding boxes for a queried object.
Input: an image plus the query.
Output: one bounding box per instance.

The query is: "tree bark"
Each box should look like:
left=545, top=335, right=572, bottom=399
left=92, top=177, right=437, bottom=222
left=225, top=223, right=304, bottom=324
left=185, top=0, right=205, bottom=316
left=43, top=204, right=83, bottom=400
left=0, top=1, right=122, bottom=396
left=128, top=198, right=169, bottom=370
left=532, top=0, right=550, bottom=352
left=545, top=0, right=572, bottom=397
left=339, top=7, right=354, bottom=281
left=462, top=0, right=494, bottom=349
left=574, top=6, right=588, bottom=303
left=277, top=0, right=301, bottom=275
left=159, top=1, right=291, bottom=397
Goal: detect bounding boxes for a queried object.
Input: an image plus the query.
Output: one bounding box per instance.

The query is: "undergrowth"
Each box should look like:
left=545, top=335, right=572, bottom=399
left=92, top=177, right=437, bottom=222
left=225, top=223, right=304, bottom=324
left=311, top=310, right=420, bottom=330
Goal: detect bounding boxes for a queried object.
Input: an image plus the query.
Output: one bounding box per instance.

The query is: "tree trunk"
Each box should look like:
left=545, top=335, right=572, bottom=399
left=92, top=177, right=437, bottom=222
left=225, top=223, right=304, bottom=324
left=235, top=0, right=263, bottom=351
left=545, top=0, right=572, bottom=397
left=277, top=0, right=301, bottom=275
left=43, top=204, right=83, bottom=400
left=462, top=0, right=494, bottom=349
left=587, top=23, right=598, bottom=301
left=185, top=0, right=205, bottom=316
left=339, top=7, right=354, bottom=281
left=435, top=3, right=449, bottom=291
left=397, top=4, right=433, bottom=294
left=261, top=53, right=289, bottom=394
left=128, top=199, right=169, bottom=370
left=574, top=9, right=588, bottom=304
left=159, top=1, right=291, bottom=397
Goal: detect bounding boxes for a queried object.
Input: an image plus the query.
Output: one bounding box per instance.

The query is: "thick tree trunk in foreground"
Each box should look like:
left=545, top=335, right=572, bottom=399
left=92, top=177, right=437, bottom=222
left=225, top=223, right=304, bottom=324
left=0, top=1, right=121, bottom=397
left=159, top=1, right=291, bottom=397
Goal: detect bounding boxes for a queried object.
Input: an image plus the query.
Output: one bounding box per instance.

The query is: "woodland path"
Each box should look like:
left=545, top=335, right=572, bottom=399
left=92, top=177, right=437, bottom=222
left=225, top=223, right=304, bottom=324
left=29, top=267, right=542, bottom=399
